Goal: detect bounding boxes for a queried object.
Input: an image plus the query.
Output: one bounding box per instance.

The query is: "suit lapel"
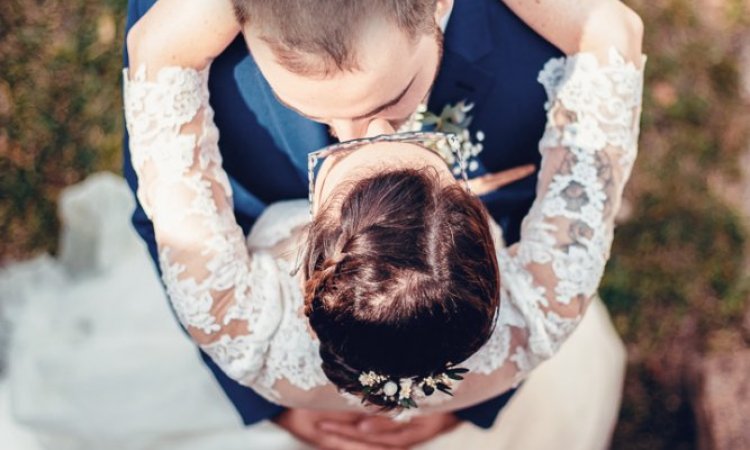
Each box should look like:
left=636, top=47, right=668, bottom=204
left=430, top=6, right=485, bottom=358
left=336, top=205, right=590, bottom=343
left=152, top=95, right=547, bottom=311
left=429, top=0, right=496, bottom=117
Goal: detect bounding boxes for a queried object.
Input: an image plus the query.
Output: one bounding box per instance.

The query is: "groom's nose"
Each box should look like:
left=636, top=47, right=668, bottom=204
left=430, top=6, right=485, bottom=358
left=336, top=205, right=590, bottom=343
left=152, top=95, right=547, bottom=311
left=329, top=120, right=364, bottom=142
left=330, top=118, right=395, bottom=142
left=364, top=119, right=396, bottom=137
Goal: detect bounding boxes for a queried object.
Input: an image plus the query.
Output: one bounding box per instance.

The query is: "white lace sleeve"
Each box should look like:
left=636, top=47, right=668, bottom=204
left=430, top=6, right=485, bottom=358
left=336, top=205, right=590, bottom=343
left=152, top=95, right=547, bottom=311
left=466, top=49, right=645, bottom=381
left=122, top=65, right=284, bottom=385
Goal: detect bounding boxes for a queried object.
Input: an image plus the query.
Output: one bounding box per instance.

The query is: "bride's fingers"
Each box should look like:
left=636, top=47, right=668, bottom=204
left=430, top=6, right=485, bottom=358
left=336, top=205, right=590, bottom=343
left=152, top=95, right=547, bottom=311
left=317, top=432, right=406, bottom=450
left=319, top=415, right=405, bottom=435
left=467, top=164, right=536, bottom=196
left=318, top=419, right=404, bottom=437
left=317, top=422, right=407, bottom=450
left=357, top=416, right=406, bottom=433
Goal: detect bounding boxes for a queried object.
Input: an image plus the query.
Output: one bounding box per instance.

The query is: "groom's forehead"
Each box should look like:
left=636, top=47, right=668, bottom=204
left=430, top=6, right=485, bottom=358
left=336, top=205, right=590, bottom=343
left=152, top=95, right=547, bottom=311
left=272, top=75, right=419, bottom=123
left=247, top=28, right=429, bottom=120
left=245, top=14, right=415, bottom=78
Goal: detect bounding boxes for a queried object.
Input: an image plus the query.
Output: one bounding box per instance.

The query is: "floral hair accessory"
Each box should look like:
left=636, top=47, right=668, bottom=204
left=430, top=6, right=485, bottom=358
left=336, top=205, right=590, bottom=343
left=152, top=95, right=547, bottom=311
left=357, top=365, right=469, bottom=409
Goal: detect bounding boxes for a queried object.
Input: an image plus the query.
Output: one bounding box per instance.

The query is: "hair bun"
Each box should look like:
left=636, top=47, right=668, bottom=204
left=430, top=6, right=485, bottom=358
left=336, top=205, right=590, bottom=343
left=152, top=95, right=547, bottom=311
left=302, top=169, right=499, bottom=411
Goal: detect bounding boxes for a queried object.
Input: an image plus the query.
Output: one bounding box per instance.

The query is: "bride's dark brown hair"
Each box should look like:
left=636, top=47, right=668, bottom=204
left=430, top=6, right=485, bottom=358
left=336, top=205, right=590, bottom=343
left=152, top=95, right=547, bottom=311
left=303, top=168, right=500, bottom=408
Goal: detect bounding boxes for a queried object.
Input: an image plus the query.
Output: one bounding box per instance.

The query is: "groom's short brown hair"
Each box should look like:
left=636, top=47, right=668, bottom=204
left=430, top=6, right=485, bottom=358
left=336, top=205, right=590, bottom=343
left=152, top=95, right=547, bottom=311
left=231, top=0, right=439, bottom=76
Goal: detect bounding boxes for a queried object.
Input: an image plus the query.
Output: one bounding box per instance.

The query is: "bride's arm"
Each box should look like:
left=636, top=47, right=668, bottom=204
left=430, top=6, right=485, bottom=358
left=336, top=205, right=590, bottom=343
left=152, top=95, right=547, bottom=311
left=126, top=0, right=240, bottom=72
left=124, top=0, right=284, bottom=385
left=483, top=18, right=645, bottom=377
left=503, top=0, right=644, bottom=63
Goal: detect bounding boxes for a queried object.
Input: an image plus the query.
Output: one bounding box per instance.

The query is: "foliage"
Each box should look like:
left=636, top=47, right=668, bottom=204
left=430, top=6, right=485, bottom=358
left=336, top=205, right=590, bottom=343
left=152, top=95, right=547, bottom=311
left=604, top=1, right=750, bottom=448
left=0, top=1, right=126, bottom=262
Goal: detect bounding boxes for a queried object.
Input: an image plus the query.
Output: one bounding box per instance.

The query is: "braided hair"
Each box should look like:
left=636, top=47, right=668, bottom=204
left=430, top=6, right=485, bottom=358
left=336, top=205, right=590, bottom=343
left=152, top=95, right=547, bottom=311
left=303, top=168, right=500, bottom=410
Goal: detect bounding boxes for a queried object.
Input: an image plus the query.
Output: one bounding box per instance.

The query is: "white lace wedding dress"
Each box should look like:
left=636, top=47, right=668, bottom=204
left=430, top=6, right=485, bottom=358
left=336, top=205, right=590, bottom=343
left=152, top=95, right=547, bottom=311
left=1, top=49, right=643, bottom=450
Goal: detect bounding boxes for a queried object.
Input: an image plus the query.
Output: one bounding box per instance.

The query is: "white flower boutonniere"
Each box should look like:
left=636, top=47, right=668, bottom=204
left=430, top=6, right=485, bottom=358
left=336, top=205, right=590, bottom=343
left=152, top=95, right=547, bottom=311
left=399, top=100, right=485, bottom=175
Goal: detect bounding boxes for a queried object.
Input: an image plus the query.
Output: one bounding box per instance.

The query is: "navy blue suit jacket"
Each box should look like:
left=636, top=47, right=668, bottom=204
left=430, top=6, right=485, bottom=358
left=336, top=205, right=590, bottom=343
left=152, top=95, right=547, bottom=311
left=123, top=0, right=563, bottom=429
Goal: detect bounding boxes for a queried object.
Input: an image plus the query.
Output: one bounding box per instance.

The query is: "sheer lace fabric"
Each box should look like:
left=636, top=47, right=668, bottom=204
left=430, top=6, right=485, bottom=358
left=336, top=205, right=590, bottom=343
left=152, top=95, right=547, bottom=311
left=122, top=48, right=644, bottom=413
left=124, top=65, right=291, bottom=388
left=465, top=49, right=645, bottom=384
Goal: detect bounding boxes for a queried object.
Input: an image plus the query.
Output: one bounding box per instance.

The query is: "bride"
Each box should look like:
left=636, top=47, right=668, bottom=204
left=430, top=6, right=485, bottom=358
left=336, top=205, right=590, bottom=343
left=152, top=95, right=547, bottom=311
left=123, top=1, right=644, bottom=420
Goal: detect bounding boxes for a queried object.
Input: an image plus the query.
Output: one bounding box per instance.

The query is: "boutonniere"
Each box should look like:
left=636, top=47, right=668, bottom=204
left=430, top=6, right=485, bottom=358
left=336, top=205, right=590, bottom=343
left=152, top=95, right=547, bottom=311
left=400, top=101, right=484, bottom=175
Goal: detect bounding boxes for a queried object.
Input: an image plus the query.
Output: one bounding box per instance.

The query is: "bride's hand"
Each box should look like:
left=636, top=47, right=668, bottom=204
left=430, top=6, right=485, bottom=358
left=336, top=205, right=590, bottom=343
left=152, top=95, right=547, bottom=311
left=273, top=408, right=406, bottom=450
left=467, top=164, right=535, bottom=196
left=319, top=412, right=461, bottom=448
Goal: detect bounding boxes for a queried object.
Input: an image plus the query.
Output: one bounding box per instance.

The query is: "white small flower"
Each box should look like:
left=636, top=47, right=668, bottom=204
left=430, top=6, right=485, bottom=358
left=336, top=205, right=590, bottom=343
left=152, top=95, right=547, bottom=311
left=437, top=139, right=451, bottom=153
left=383, top=381, right=398, bottom=397
left=405, top=101, right=486, bottom=179
left=359, top=371, right=379, bottom=387
left=399, top=379, right=413, bottom=400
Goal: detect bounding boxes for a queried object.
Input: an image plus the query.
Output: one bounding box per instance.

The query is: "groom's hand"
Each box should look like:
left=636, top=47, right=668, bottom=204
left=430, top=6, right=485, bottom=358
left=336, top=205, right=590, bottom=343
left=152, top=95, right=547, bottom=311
left=319, top=412, right=461, bottom=449
left=272, top=408, right=407, bottom=450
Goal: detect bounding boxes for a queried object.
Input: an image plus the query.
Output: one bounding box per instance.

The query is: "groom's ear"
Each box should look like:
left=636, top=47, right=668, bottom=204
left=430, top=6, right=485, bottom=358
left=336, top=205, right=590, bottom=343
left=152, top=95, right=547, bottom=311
left=433, top=0, right=453, bottom=25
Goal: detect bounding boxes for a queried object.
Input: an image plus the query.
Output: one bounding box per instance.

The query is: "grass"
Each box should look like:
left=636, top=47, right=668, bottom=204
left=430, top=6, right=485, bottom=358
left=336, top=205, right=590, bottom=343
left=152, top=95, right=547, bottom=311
left=1, top=1, right=748, bottom=448
left=0, top=1, right=125, bottom=262
left=602, top=1, right=750, bottom=448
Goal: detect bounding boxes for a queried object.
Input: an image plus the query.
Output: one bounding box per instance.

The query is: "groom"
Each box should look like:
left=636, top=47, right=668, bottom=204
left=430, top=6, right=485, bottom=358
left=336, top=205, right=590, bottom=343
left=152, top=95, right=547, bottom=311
left=122, top=0, right=634, bottom=448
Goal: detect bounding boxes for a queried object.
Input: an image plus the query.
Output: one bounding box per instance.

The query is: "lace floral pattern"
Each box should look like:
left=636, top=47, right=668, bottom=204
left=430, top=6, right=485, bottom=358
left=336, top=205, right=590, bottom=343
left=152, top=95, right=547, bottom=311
left=123, top=64, right=284, bottom=389
left=122, top=48, right=644, bottom=409
left=440, top=48, right=644, bottom=382
left=489, top=48, right=644, bottom=374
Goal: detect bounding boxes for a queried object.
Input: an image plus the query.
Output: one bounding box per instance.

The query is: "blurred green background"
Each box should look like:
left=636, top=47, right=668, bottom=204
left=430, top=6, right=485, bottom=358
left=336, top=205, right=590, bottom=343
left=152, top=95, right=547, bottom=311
left=1, top=1, right=749, bottom=448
